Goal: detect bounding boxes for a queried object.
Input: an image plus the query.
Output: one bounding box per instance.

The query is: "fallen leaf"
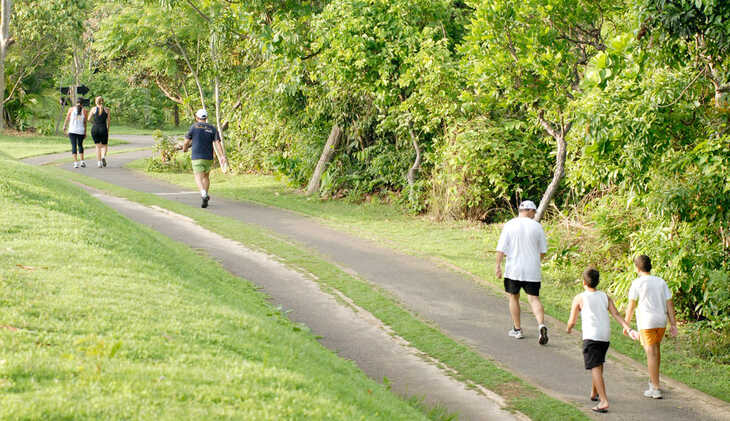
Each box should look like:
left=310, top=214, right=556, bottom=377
left=0, top=326, right=19, bottom=332
left=16, top=264, right=35, bottom=271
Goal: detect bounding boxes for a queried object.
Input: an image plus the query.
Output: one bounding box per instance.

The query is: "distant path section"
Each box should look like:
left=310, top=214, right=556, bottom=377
left=26, top=135, right=730, bottom=421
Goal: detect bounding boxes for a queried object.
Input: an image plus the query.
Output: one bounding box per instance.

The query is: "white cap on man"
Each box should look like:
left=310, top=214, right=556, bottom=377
left=195, top=109, right=208, bottom=119
left=518, top=200, right=537, bottom=210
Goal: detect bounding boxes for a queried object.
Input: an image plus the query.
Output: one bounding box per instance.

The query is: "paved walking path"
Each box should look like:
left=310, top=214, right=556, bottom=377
left=85, top=190, right=518, bottom=421
left=27, top=135, right=730, bottom=421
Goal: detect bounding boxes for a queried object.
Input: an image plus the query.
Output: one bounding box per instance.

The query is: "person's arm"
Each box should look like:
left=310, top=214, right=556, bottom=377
left=495, top=251, right=504, bottom=279
left=181, top=137, right=192, bottom=152
left=106, top=108, right=111, bottom=131
left=62, top=108, right=71, bottom=134
left=623, top=299, right=637, bottom=335
left=87, top=107, right=94, bottom=122
left=667, top=299, right=678, bottom=337
left=213, top=140, right=228, bottom=172
left=566, top=295, right=581, bottom=334
left=83, top=110, right=87, bottom=130
left=608, top=297, right=634, bottom=335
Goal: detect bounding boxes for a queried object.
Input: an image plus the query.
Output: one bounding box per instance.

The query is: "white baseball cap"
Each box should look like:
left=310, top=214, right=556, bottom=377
left=518, top=200, right=537, bottom=210
left=195, top=109, right=208, bottom=119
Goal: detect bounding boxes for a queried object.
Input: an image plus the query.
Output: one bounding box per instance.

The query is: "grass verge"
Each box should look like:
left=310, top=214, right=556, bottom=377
left=49, top=164, right=589, bottom=421
left=0, top=155, right=436, bottom=420
left=128, top=162, right=730, bottom=402
left=0, top=133, right=126, bottom=159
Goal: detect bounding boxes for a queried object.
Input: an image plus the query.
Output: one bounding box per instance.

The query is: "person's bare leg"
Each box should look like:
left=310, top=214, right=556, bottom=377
left=591, top=382, right=598, bottom=400
left=592, top=365, right=609, bottom=409
left=508, top=293, right=521, bottom=330
left=102, top=144, right=108, bottom=159
left=527, top=294, right=545, bottom=325
left=194, top=172, right=210, bottom=194
left=72, top=153, right=77, bottom=163
left=645, top=343, right=661, bottom=388
left=96, top=144, right=102, bottom=161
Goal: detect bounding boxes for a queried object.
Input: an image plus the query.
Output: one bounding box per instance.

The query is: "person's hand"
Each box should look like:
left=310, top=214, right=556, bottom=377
left=220, top=158, right=229, bottom=173
left=495, top=267, right=502, bottom=279
left=566, top=326, right=572, bottom=334
left=669, top=324, right=678, bottom=337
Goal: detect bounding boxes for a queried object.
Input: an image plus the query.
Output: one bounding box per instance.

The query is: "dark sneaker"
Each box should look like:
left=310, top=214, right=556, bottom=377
left=102, top=157, right=107, bottom=167
left=201, top=195, right=209, bottom=208
left=539, top=325, right=549, bottom=345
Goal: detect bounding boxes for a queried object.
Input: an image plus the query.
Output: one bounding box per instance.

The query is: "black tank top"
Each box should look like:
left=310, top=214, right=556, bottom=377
left=92, top=107, right=108, bottom=130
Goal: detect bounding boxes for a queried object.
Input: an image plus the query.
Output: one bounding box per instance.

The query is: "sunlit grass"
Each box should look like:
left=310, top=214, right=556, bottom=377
left=0, top=155, right=435, bottom=420
left=130, top=160, right=730, bottom=402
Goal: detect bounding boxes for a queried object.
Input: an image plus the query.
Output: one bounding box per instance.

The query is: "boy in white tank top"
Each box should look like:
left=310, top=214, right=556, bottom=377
left=567, top=268, right=637, bottom=413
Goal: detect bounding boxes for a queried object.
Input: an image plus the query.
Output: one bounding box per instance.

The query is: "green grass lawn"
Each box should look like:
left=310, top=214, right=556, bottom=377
left=129, top=161, right=730, bottom=402
left=50, top=165, right=589, bottom=421
left=0, top=133, right=126, bottom=159
left=113, top=124, right=186, bottom=136
left=0, top=154, right=437, bottom=420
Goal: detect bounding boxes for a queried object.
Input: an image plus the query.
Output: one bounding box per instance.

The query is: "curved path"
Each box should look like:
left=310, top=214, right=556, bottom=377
left=27, top=135, right=730, bottom=421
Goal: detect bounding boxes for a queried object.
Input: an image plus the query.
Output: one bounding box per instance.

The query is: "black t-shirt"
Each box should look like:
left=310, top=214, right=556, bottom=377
left=186, top=122, right=220, bottom=160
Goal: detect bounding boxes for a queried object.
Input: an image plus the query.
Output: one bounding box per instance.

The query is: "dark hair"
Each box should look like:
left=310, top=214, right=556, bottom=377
left=634, top=255, right=652, bottom=272
left=583, top=267, right=600, bottom=288
left=76, top=98, right=83, bottom=114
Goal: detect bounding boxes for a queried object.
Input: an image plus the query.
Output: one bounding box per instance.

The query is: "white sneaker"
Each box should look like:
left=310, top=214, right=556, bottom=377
left=80, top=160, right=87, bottom=168
left=73, top=161, right=79, bottom=168
left=508, top=328, right=524, bottom=339
left=644, top=383, right=662, bottom=399
left=97, top=161, right=103, bottom=168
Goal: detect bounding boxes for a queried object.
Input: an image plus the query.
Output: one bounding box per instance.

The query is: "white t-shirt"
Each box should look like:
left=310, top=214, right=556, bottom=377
left=628, top=275, right=672, bottom=330
left=496, top=216, right=547, bottom=282
left=580, top=291, right=610, bottom=342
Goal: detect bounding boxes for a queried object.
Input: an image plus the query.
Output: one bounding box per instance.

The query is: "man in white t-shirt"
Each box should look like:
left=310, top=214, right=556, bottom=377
left=623, top=255, right=678, bottom=399
left=495, top=200, right=549, bottom=344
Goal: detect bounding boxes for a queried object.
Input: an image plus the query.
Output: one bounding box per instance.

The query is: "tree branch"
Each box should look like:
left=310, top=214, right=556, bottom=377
left=153, top=77, right=184, bottom=104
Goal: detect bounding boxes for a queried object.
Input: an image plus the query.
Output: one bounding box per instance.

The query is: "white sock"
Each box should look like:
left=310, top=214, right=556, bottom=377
left=201, top=190, right=207, bottom=198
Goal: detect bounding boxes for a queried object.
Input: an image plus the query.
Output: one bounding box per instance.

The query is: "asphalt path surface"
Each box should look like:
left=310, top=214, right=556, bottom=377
left=26, top=135, right=730, bottom=421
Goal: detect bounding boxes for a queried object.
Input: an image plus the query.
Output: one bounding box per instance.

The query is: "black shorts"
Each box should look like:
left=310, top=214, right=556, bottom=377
left=583, top=340, right=610, bottom=369
left=504, top=278, right=541, bottom=296
left=91, top=126, right=108, bottom=144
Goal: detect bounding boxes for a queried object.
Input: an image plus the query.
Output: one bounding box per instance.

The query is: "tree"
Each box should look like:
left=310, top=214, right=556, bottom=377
left=638, top=0, right=730, bottom=110
left=463, top=0, right=619, bottom=221
left=0, top=0, right=12, bottom=129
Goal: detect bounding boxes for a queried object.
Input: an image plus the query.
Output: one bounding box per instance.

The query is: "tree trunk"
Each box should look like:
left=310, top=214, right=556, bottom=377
left=406, top=127, right=421, bottom=203
left=54, top=93, right=65, bottom=135
left=535, top=112, right=571, bottom=222
left=171, top=30, right=205, bottom=109
left=173, top=102, right=179, bottom=126
left=209, top=30, right=223, bottom=141
left=306, top=124, right=343, bottom=195
left=0, top=0, right=12, bottom=131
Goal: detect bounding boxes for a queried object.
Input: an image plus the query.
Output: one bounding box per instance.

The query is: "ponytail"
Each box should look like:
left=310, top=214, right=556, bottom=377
left=76, top=104, right=82, bottom=114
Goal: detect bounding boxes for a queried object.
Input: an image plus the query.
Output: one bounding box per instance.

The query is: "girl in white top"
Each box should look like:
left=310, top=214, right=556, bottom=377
left=63, top=98, right=88, bottom=168
left=567, top=268, right=636, bottom=413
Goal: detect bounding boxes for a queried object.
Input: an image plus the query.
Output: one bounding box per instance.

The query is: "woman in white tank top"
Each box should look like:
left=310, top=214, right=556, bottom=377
left=63, top=98, right=88, bottom=168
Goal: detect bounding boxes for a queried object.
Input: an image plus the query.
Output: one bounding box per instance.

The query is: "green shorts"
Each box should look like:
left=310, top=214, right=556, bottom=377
left=192, top=159, right=213, bottom=174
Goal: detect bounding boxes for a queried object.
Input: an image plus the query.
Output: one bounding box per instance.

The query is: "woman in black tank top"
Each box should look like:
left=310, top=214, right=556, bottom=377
left=89, top=96, right=111, bottom=167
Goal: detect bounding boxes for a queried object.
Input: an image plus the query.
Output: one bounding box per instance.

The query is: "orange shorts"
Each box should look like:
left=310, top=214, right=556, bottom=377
left=640, top=328, right=666, bottom=346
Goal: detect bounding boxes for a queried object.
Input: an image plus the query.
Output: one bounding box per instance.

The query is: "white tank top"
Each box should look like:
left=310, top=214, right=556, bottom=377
left=581, top=291, right=610, bottom=341
left=68, top=108, right=86, bottom=135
